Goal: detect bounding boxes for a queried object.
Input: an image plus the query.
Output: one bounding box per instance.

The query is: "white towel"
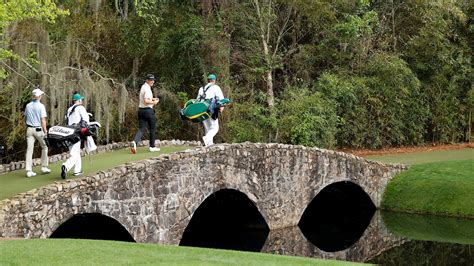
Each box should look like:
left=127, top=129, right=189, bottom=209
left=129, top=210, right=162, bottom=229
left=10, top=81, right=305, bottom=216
left=85, top=136, right=97, bottom=154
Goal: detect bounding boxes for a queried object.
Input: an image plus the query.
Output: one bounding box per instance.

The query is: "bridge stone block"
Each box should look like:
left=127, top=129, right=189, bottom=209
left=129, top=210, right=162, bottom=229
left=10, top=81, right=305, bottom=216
left=0, top=143, right=406, bottom=247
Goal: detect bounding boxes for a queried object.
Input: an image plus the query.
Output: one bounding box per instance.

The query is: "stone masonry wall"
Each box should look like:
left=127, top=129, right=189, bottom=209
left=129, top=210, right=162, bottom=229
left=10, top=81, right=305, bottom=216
left=0, top=143, right=407, bottom=247
left=0, top=140, right=201, bottom=174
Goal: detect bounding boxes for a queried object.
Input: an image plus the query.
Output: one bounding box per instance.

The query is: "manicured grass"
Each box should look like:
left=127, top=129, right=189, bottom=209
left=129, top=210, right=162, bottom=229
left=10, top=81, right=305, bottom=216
left=0, top=146, right=191, bottom=200
left=381, top=159, right=474, bottom=218
left=382, top=211, right=474, bottom=245
left=0, top=239, right=364, bottom=265
left=367, top=148, right=473, bottom=217
left=366, top=148, right=473, bottom=165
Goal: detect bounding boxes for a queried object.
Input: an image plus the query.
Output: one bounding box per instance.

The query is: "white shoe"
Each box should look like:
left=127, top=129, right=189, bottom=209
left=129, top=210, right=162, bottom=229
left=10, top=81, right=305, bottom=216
left=149, top=147, right=160, bottom=152
left=130, top=141, right=137, bottom=154
left=41, top=167, right=51, bottom=174
left=26, top=171, right=37, bottom=178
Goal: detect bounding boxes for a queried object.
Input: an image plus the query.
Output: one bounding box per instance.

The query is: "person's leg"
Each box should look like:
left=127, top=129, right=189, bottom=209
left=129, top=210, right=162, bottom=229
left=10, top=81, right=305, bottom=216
left=64, top=141, right=81, bottom=172
left=133, top=109, right=147, bottom=144
left=202, top=119, right=219, bottom=146
left=206, top=119, right=219, bottom=145
left=25, top=128, right=36, bottom=172
left=34, top=130, right=49, bottom=168
left=147, top=109, right=157, bottom=148
left=202, top=119, right=211, bottom=146
left=73, top=142, right=82, bottom=174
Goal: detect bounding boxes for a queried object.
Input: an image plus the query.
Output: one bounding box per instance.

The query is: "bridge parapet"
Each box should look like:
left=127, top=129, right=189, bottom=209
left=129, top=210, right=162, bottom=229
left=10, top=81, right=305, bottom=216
left=0, top=143, right=407, bottom=245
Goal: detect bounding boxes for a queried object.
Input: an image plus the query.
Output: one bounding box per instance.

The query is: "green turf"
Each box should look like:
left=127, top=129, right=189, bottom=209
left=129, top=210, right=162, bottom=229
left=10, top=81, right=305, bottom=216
left=366, top=148, right=473, bottom=165
left=382, top=159, right=474, bottom=218
left=0, top=239, right=364, bottom=266
left=0, top=146, right=191, bottom=200
left=382, top=211, right=474, bottom=245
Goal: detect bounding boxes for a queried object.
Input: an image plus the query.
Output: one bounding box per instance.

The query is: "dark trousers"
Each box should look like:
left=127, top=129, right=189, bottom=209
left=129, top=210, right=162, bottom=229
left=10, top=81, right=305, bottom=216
left=133, top=108, right=157, bottom=147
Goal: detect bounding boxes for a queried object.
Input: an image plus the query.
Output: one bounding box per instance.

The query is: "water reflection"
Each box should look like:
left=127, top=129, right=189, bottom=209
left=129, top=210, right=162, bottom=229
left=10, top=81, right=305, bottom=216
left=369, top=240, right=474, bottom=265
left=179, top=189, right=269, bottom=251
left=368, top=212, right=474, bottom=265
left=298, top=181, right=376, bottom=252
left=178, top=186, right=474, bottom=264
left=382, top=211, right=474, bottom=244
left=262, top=211, right=405, bottom=262
left=261, top=212, right=474, bottom=265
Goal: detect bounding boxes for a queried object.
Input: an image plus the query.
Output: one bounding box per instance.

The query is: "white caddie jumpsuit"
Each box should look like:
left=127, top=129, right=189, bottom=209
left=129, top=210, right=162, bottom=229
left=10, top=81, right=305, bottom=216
left=197, top=83, right=224, bottom=146
left=63, top=104, right=89, bottom=173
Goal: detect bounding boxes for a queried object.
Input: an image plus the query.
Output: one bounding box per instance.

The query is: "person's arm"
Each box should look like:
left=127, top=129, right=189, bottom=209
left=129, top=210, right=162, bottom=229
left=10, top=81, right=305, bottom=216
left=215, top=86, right=224, bottom=100
left=40, top=105, right=47, bottom=133
left=143, top=87, right=158, bottom=105
left=144, top=97, right=158, bottom=105
left=41, top=117, right=47, bottom=133
left=79, top=106, right=90, bottom=123
left=216, top=86, right=225, bottom=111
left=197, top=87, right=203, bottom=99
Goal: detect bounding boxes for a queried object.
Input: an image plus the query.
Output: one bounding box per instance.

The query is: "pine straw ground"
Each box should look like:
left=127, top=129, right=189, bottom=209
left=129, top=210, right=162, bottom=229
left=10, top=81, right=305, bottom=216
left=341, top=142, right=474, bottom=157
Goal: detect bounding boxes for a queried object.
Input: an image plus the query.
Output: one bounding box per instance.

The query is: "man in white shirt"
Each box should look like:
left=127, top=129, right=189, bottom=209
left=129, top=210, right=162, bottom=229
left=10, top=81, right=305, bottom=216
left=130, top=74, right=160, bottom=154
left=61, top=93, right=89, bottom=179
left=197, top=74, right=224, bottom=146
left=24, top=88, right=51, bottom=177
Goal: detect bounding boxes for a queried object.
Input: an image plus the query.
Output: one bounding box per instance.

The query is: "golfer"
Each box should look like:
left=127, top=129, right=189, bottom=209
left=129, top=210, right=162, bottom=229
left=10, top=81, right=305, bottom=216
left=24, top=88, right=50, bottom=177
left=130, top=74, right=160, bottom=153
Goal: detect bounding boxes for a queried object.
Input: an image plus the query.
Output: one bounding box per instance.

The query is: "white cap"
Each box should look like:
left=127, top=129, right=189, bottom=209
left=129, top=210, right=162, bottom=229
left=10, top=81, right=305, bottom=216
left=32, top=88, right=44, bottom=97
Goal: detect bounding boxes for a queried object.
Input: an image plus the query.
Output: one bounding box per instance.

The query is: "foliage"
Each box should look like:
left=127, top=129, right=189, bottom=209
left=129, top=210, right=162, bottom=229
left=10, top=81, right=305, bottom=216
left=278, top=87, right=338, bottom=147
left=0, top=0, right=473, bottom=162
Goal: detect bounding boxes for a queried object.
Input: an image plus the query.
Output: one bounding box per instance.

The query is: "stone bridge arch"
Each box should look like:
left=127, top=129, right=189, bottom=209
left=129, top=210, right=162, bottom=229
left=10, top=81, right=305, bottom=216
left=50, top=212, right=135, bottom=242
left=0, top=143, right=406, bottom=246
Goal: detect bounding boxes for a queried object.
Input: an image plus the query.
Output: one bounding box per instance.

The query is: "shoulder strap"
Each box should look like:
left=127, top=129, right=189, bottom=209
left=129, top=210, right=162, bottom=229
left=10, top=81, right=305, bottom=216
left=66, top=105, right=84, bottom=124
left=199, top=84, right=214, bottom=100
left=68, top=105, right=79, bottom=118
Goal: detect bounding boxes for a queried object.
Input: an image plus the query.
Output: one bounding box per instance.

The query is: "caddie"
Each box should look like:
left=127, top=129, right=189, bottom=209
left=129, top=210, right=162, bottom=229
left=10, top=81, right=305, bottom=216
left=197, top=74, right=225, bottom=146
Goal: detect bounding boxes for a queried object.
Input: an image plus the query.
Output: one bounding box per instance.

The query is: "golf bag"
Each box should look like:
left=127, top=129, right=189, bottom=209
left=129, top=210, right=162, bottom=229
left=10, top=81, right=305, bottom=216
left=46, top=125, right=81, bottom=149
left=180, top=97, right=232, bottom=123
left=47, top=104, right=101, bottom=149
left=47, top=121, right=101, bottom=149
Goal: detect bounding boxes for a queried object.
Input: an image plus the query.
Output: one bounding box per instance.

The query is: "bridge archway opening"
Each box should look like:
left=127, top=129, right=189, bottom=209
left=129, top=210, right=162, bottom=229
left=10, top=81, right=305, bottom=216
left=179, top=189, right=269, bottom=251
left=50, top=213, right=135, bottom=242
left=298, top=181, right=375, bottom=252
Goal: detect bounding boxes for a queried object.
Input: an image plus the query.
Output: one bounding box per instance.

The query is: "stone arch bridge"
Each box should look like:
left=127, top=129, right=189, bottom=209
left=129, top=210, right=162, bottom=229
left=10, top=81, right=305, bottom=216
left=0, top=143, right=406, bottom=260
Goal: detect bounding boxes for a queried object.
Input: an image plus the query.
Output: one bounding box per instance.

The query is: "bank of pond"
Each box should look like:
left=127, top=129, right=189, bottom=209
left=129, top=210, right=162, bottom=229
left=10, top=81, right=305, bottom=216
left=371, top=148, right=473, bottom=218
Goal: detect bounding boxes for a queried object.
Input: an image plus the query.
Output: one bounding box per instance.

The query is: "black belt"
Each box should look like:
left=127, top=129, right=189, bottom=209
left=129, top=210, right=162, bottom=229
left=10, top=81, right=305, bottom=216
left=27, top=125, right=40, bottom=128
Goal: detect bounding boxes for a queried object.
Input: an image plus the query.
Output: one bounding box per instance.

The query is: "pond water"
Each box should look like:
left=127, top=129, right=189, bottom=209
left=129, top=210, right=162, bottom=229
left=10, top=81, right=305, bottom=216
left=177, top=187, right=474, bottom=264
left=182, top=209, right=474, bottom=265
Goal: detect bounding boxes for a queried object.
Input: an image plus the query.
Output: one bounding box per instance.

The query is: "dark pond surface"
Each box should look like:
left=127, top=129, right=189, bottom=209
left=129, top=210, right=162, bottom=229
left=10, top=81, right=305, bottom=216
left=177, top=187, right=474, bottom=264
left=181, top=206, right=474, bottom=265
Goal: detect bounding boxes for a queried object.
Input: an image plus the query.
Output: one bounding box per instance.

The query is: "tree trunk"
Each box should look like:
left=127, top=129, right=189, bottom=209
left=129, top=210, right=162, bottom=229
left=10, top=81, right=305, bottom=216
left=265, top=69, right=274, bottom=108
left=254, top=0, right=275, bottom=109
left=391, top=0, right=397, bottom=51
left=124, top=0, right=129, bottom=20
left=132, top=57, right=139, bottom=89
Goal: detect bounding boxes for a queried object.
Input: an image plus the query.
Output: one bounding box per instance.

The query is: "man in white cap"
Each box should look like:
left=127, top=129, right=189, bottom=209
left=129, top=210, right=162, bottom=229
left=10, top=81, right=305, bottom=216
left=61, top=92, right=89, bottom=179
left=197, top=74, right=224, bottom=146
left=24, top=88, right=51, bottom=177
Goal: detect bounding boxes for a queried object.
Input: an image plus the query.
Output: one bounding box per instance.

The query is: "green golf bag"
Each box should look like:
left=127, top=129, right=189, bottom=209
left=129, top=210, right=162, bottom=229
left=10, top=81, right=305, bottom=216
left=180, top=98, right=232, bottom=123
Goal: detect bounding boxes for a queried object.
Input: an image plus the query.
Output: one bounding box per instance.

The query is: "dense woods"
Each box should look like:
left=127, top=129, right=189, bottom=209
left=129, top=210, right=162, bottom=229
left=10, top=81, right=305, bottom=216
left=0, top=0, right=472, bottom=161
